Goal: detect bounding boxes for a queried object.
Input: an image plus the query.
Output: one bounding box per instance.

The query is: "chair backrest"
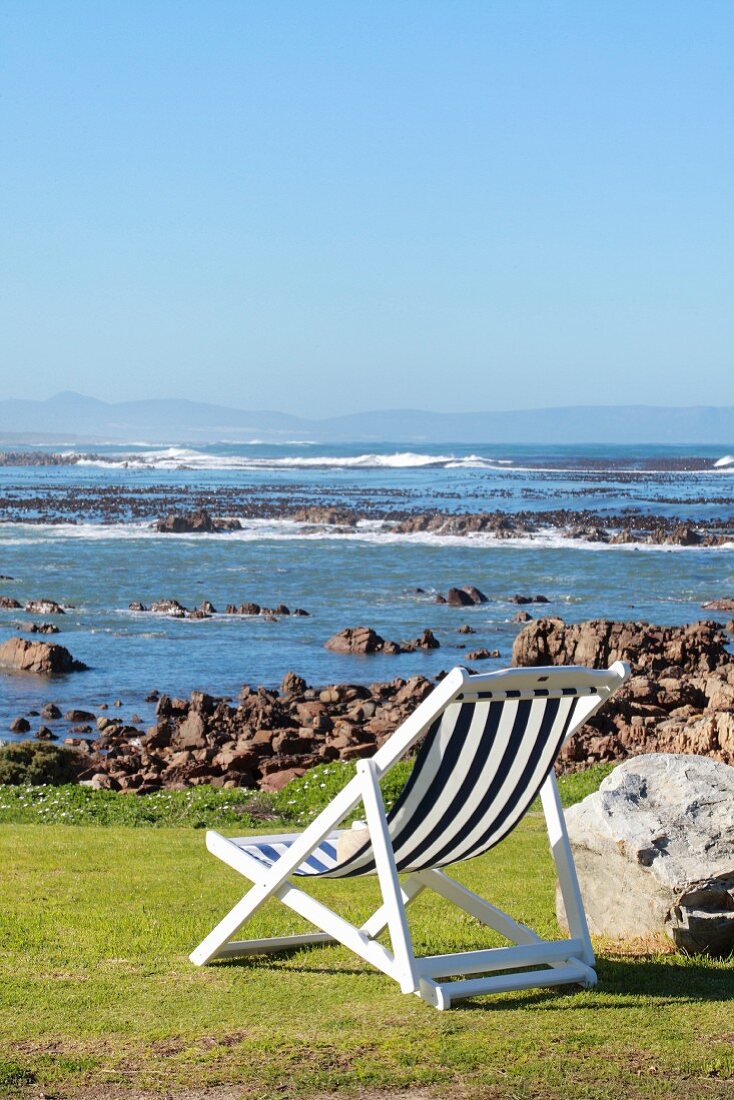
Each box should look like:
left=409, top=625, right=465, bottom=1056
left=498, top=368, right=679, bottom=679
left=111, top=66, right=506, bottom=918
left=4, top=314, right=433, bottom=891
left=329, top=662, right=627, bottom=878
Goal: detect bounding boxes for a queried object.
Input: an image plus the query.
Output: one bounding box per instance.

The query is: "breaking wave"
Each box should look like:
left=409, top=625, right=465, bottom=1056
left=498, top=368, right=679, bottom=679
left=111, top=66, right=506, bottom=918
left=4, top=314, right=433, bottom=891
left=71, top=448, right=515, bottom=472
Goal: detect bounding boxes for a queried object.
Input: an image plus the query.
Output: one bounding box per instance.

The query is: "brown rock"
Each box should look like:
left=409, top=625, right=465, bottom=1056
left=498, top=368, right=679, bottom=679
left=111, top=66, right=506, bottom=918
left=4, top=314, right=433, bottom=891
left=24, top=599, right=65, bottom=615
left=445, top=587, right=474, bottom=607
left=177, top=711, right=207, bottom=749
left=259, top=766, right=308, bottom=791
left=325, top=627, right=386, bottom=654
left=0, top=637, right=87, bottom=674
left=702, top=598, right=734, bottom=612
left=281, top=671, right=307, bottom=695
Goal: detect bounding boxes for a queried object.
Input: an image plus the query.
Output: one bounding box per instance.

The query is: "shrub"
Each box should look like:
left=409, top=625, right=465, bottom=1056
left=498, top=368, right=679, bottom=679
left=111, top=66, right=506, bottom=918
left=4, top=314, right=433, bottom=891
left=0, top=741, right=84, bottom=786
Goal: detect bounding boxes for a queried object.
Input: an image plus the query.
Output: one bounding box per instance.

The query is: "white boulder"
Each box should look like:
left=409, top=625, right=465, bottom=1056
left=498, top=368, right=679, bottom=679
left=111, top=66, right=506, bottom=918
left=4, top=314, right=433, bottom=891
left=559, top=753, right=734, bottom=954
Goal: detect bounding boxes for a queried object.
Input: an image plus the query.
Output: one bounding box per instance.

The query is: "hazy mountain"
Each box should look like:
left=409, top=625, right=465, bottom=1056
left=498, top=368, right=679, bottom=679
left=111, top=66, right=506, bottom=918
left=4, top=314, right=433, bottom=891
left=0, top=391, right=732, bottom=445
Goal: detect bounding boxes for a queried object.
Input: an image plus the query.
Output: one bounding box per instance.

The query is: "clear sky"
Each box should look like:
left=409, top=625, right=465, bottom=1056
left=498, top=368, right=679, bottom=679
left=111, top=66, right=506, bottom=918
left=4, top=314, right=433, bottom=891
left=2, top=1, right=732, bottom=415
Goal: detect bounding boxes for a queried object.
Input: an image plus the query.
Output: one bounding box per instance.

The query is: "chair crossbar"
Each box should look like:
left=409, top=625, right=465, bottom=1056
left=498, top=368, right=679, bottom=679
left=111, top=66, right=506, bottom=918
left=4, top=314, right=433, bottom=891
left=215, top=932, right=336, bottom=958
left=416, top=938, right=586, bottom=979
left=423, top=961, right=595, bottom=1009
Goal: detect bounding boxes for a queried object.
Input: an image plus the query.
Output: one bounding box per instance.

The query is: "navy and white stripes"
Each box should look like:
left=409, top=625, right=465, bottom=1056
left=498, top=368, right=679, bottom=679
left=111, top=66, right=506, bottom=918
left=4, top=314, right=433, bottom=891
left=232, top=688, right=585, bottom=879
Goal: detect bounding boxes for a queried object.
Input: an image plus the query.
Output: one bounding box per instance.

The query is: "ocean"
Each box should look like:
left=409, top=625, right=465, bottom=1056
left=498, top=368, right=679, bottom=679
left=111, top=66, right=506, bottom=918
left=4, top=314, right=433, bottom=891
left=0, top=441, right=732, bottom=739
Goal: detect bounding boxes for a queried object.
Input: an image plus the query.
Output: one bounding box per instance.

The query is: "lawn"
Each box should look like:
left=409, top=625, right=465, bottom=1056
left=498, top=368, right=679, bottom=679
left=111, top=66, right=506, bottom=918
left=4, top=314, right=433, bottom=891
left=1, top=769, right=732, bottom=1099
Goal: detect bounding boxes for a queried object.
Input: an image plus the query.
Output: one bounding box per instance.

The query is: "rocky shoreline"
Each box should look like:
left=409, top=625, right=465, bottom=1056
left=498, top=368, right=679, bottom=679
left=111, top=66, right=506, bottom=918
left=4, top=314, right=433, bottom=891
left=2, top=615, right=732, bottom=793
left=1, top=494, right=733, bottom=546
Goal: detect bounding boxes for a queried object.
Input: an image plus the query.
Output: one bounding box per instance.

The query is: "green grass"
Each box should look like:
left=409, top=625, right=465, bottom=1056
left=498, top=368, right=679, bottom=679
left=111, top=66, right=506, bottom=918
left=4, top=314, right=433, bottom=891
left=0, top=760, right=613, bottom=828
left=0, top=762, right=731, bottom=1099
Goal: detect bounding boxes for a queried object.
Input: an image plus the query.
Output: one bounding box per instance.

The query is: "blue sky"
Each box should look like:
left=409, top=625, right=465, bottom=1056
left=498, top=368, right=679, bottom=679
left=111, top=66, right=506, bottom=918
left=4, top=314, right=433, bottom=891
left=2, top=1, right=732, bottom=415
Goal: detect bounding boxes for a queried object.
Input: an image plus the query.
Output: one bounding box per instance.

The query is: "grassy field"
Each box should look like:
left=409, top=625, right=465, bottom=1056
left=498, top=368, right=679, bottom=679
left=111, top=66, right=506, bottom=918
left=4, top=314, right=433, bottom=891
left=1, top=767, right=732, bottom=1099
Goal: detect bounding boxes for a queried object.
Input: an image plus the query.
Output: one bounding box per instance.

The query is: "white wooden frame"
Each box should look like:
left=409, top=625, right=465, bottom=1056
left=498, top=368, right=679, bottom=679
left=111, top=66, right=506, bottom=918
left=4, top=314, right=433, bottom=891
left=191, top=661, right=629, bottom=1009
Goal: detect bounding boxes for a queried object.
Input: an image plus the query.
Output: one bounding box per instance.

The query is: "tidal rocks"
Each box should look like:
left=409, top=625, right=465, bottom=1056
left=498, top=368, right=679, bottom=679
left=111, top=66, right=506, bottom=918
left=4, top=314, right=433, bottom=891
left=702, top=597, right=734, bottom=612
left=155, top=509, right=241, bottom=533
left=512, top=617, right=728, bottom=675
left=508, top=594, right=549, bottom=605
left=326, top=627, right=387, bottom=654
left=281, top=671, right=308, bottom=695
left=325, top=626, right=440, bottom=655
left=150, top=598, right=187, bottom=617
left=40, top=702, right=62, bottom=719
left=436, top=585, right=488, bottom=607
left=80, top=674, right=435, bottom=792
left=291, top=506, right=359, bottom=526
left=0, top=596, right=21, bottom=610
left=25, top=599, right=65, bottom=615
left=9, top=716, right=30, bottom=733
left=512, top=617, right=734, bottom=770
left=64, top=709, right=96, bottom=722
left=402, top=629, right=440, bottom=652
left=560, top=754, right=734, bottom=955
left=128, top=601, right=147, bottom=612
left=21, top=622, right=60, bottom=635
left=466, top=648, right=500, bottom=661
left=0, top=637, right=87, bottom=675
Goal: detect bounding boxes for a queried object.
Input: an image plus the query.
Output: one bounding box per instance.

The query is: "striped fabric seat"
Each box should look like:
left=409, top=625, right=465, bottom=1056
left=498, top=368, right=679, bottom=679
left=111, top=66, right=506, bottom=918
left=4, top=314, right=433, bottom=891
left=231, top=684, right=595, bottom=879
left=232, top=835, right=342, bottom=876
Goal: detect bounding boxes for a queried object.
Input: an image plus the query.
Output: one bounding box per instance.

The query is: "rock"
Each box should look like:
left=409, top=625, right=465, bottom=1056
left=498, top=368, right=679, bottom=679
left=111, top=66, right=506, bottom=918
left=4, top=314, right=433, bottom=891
left=560, top=754, right=734, bottom=955
left=508, top=594, right=549, bottom=605
left=199, top=600, right=216, bottom=614
left=21, top=622, right=60, bottom=635
left=238, top=602, right=261, bottom=616
left=512, top=617, right=729, bottom=676
left=275, top=604, right=290, bottom=616
left=259, top=766, right=308, bottom=792
left=401, top=629, right=440, bottom=651
left=513, top=610, right=532, bottom=622
left=0, top=596, right=21, bottom=609
left=150, top=599, right=187, bottom=616
left=10, top=716, right=30, bottom=733
left=445, top=587, right=474, bottom=607
left=325, top=627, right=386, bottom=654
left=466, top=648, right=499, bottom=661
left=155, top=510, right=217, bottom=533
left=462, top=586, right=488, bottom=604
left=457, top=624, right=476, bottom=634
left=128, top=601, right=147, bottom=612
left=36, top=725, right=57, bottom=741
left=702, top=598, right=734, bottom=612
left=0, top=638, right=87, bottom=674
left=177, top=711, right=207, bottom=749
left=40, top=703, right=61, bottom=720
left=293, top=608, right=310, bottom=616
left=281, top=671, right=307, bottom=695
left=291, top=506, right=358, bottom=526
left=65, top=709, right=96, bottom=722
left=24, top=599, right=65, bottom=615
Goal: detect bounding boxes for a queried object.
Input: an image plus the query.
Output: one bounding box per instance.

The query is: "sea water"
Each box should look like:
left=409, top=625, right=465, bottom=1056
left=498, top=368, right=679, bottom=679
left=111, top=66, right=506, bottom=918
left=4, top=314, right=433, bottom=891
left=0, top=441, right=732, bottom=737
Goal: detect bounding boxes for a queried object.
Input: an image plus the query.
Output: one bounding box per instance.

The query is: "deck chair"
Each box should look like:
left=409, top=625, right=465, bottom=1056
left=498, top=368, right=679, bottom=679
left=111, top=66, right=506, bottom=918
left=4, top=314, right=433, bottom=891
left=191, top=661, right=630, bottom=1009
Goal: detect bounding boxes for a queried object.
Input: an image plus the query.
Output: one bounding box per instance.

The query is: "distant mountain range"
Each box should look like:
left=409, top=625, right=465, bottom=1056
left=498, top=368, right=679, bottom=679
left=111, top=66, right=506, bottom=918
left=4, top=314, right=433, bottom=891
left=0, top=391, right=732, bottom=445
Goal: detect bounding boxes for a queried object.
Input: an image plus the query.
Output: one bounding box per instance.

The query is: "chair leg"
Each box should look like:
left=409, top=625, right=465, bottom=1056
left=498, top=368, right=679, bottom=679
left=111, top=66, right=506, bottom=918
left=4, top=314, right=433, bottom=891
left=358, top=760, right=419, bottom=993
left=540, top=773, right=595, bottom=968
